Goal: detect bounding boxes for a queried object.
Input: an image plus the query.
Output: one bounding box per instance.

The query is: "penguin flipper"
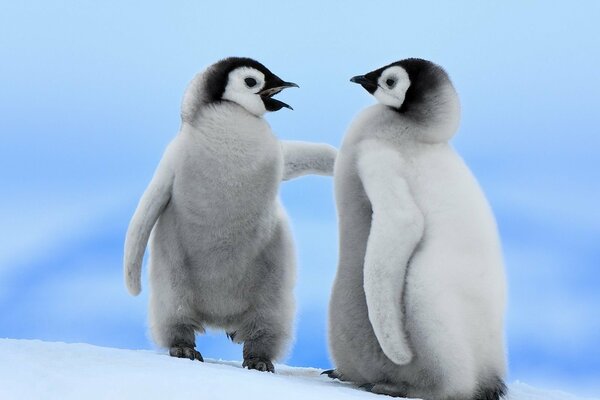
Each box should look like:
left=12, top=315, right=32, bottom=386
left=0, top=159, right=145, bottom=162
left=357, top=141, right=424, bottom=365
left=123, top=143, right=176, bottom=296
left=280, top=140, right=337, bottom=180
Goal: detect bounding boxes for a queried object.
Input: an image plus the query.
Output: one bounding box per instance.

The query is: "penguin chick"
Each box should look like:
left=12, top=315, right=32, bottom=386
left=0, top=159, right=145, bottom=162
left=327, top=58, right=507, bottom=399
left=123, top=57, right=336, bottom=372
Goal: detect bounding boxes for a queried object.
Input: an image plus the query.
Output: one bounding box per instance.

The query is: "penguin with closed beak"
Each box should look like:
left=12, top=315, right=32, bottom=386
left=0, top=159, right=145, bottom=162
left=326, top=58, right=507, bottom=399
left=124, top=57, right=336, bottom=372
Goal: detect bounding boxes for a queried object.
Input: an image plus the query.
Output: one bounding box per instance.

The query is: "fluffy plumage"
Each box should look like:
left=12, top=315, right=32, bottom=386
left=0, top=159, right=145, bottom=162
left=328, top=58, right=507, bottom=399
left=124, top=57, right=336, bottom=372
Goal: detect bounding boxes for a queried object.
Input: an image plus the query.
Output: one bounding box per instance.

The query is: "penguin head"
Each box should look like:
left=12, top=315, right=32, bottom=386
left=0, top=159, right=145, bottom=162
left=351, top=65, right=411, bottom=109
left=194, top=57, right=298, bottom=117
left=350, top=58, right=460, bottom=133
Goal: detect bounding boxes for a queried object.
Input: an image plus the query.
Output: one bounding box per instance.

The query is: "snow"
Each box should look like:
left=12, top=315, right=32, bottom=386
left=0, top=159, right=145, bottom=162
left=0, top=339, right=596, bottom=400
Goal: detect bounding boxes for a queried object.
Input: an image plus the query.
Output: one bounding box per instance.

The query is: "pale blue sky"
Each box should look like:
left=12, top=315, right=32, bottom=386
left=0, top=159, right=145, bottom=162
left=1, top=1, right=599, bottom=396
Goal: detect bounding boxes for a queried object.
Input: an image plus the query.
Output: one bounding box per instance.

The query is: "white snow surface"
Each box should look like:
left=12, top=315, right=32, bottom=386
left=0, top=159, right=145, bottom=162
left=0, top=339, right=596, bottom=400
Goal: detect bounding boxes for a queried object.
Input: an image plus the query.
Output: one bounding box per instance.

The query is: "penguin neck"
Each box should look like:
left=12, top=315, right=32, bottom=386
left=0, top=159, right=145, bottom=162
left=180, top=102, right=274, bottom=150
left=400, top=83, right=461, bottom=143
left=350, top=100, right=460, bottom=146
left=183, top=100, right=261, bottom=130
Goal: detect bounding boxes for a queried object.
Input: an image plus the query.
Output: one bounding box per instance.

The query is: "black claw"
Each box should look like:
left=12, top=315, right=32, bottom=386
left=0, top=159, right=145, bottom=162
left=359, top=383, right=375, bottom=392
left=183, top=348, right=194, bottom=360
left=169, top=345, right=203, bottom=362
left=226, top=331, right=237, bottom=342
left=243, top=357, right=274, bottom=373
left=169, top=347, right=183, bottom=357
left=321, top=369, right=340, bottom=379
left=255, top=361, right=267, bottom=371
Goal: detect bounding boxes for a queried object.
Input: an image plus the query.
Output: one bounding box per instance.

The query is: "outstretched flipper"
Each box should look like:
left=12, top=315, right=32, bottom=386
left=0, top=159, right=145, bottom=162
left=357, top=141, right=425, bottom=365
left=123, top=142, right=177, bottom=296
left=281, top=140, right=337, bottom=180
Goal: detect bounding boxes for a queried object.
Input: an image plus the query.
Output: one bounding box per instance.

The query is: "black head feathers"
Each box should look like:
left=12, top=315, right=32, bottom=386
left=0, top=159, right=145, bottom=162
left=203, top=57, right=277, bottom=103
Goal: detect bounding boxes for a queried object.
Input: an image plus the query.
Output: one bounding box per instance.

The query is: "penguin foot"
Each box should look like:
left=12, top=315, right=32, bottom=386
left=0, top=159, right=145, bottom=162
left=321, top=369, right=342, bottom=380
left=169, top=345, right=204, bottom=362
left=359, top=382, right=407, bottom=397
left=242, top=357, right=274, bottom=373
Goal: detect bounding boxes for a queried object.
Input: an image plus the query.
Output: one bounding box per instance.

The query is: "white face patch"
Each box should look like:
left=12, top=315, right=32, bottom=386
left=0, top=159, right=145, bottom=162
left=373, top=66, right=411, bottom=109
left=222, top=67, right=267, bottom=116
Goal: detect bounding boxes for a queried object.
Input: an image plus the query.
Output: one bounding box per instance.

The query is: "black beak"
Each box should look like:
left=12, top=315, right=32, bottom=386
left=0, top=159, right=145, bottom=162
left=259, top=77, right=299, bottom=111
left=350, top=75, right=378, bottom=94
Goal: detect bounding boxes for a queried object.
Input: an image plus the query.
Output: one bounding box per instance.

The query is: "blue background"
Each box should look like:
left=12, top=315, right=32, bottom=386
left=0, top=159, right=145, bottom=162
left=1, top=1, right=599, bottom=397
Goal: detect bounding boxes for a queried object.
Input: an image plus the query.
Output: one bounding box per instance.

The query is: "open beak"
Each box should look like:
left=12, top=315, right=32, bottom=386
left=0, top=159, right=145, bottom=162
left=259, top=78, right=299, bottom=111
left=350, top=75, right=378, bottom=94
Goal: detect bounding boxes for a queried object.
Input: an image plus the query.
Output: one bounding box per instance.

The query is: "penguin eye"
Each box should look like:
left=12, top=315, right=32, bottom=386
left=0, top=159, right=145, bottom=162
left=386, top=78, right=396, bottom=88
left=245, top=77, right=257, bottom=88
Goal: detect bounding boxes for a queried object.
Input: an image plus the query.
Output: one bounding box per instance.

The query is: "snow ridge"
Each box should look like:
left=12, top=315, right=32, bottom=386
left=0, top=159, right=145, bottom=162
left=0, top=339, right=596, bottom=400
